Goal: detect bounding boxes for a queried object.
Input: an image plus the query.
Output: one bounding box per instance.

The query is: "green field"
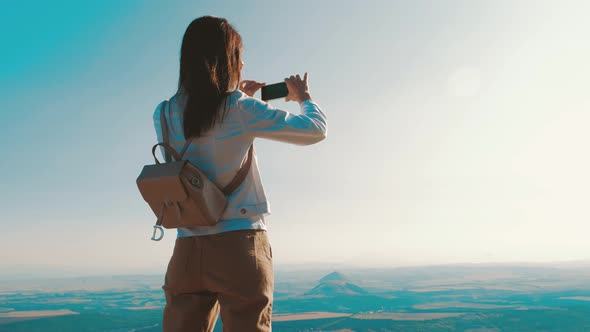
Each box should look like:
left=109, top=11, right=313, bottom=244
left=2, top=264, right=590, bottom=331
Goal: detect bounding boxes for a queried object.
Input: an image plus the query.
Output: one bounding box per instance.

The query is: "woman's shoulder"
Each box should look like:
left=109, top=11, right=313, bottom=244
left=228, top=89, right=248, bottom=105
left=153, top=92, right=185, bottom=119
left=152, top=99, right=167, bottom=121
left=230, top=89, right=273, bottom=114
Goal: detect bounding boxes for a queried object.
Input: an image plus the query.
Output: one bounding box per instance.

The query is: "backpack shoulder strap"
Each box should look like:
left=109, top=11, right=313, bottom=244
left=222, top=144, right=254, bottom=196
left=161, top=99, right=195, bottom=161
left=160, top=100, right=172, bottom=162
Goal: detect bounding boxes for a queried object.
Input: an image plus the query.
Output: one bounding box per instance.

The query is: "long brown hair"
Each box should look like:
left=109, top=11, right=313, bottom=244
left=177, top=16, right=242, bottom=139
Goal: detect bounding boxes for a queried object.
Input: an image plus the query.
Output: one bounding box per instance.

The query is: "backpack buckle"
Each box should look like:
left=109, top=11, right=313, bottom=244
left=151, top=225, right=164, bottom=241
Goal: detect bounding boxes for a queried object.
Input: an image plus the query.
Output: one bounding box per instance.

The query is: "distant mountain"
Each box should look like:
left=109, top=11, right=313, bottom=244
left=305, top=271, right=368, bottom=296
left=319, top=271, right=348, bottom=283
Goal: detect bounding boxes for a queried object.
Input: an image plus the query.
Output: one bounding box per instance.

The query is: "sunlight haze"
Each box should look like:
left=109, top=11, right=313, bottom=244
left=1, top=0, right=589, bottom=277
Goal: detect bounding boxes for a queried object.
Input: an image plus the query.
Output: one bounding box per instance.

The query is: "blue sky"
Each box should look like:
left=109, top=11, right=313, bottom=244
left=1, top=0, right=589, bottom=277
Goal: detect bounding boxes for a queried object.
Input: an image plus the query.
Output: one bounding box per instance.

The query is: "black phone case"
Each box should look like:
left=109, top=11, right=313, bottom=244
left=261, top=82, right=289, bottom=101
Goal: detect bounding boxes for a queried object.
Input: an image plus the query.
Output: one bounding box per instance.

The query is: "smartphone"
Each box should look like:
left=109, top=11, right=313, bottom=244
left=261, top=82, right=289, bottom=101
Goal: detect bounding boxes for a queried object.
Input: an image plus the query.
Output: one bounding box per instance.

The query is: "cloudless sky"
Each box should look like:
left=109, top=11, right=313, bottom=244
left=1, top=0, right=589, bottom=277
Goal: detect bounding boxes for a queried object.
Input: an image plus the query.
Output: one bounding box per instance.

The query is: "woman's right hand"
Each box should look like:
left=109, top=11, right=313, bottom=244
left=285, top=72, right=312, bottom=104
left=240, top=80, right=266, bottom=97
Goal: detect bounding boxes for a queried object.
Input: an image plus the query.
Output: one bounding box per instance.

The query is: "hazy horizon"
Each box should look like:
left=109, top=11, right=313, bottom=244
left=3, top=259, right=590, bottom=281
left=1, top=0, right=590, bottom=276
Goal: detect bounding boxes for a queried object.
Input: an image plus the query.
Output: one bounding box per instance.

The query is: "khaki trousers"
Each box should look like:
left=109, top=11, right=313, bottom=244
left=162, top=229, right=274, bottom=332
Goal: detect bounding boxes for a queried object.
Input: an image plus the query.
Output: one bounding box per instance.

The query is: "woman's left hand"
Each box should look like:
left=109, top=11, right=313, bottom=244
left=239, top=80, right=266, bottom=97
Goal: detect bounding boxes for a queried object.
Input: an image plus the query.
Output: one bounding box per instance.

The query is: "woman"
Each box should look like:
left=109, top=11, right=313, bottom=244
left=153, top=16, right=327, bottom=331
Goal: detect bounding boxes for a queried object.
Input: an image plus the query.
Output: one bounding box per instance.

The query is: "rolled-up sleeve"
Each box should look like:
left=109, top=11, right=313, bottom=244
left=238, top=97, right=328, bottom=145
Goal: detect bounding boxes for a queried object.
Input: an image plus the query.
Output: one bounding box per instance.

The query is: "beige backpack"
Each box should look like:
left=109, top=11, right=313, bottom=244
left=136, top=100, right=253, bottom=241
